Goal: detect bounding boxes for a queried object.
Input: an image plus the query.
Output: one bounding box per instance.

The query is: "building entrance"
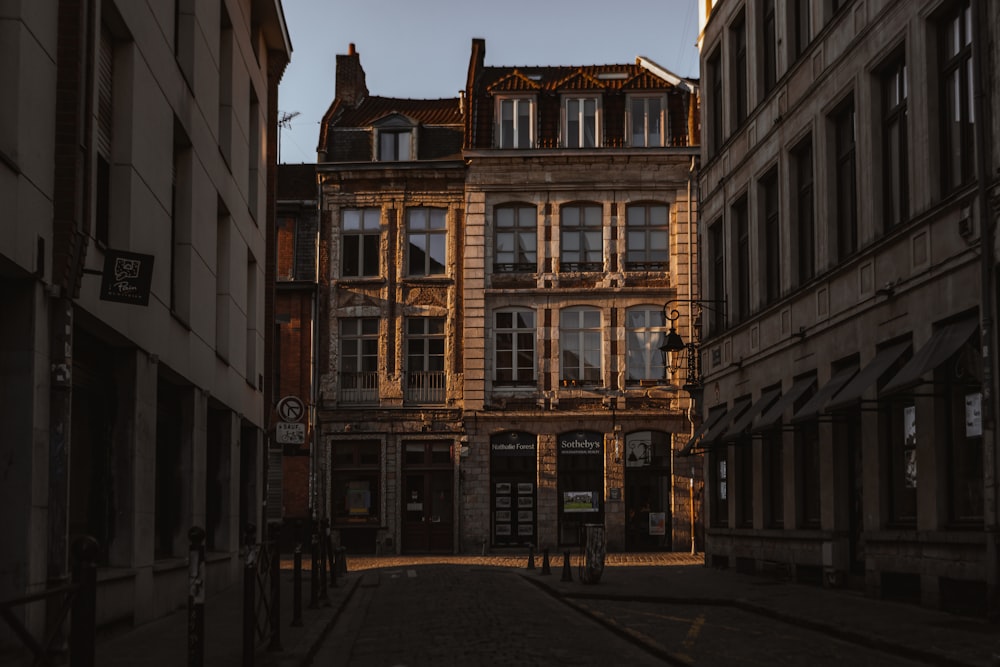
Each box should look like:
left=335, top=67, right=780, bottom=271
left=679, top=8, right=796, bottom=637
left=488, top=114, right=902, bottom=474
left=490, top=432, right=537, bottom=547
left=401, top=442, right=453, bottom=553
left=623, top=431, right=671, bottom=551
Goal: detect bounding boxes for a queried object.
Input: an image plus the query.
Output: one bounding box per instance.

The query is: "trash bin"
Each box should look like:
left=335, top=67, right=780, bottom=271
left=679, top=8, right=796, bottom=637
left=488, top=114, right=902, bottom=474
left=580, top=523, right=606, bottom=584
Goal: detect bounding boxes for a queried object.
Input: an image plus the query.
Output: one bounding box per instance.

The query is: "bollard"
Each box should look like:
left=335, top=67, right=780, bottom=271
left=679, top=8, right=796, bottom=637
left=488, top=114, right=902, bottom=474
left=540, top=548, right=551, bottom=575
left=308, top=524, right=319, bottom=609
left=69, top=536, right=99, bottom=667
left=187, top=527, right=206, bottom=667
left=526, top=545, right=535, bottom=570
left=267, top=521, right=282, bottom=651
left=561, top=551, right=573, bottom=582
left=291, top=521, right=303, bottom=627
left=337, top=547, right=348, bottom=576
left=242, top=523, right=257, bottom=667
left=318, top=519, right=330, bottom=605
left=326, top=528, right=337, bottom=588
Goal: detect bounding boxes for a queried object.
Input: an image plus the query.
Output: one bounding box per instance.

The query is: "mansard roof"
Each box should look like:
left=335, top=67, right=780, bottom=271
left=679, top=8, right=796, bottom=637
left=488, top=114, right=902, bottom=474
left=479, top=63, right=679, bottom=94
left=335, top=96, right=461, bottom=128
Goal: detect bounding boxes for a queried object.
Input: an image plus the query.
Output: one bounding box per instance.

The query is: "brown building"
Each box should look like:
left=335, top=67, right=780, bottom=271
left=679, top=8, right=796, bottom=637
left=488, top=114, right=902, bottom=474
left=312, top=40, right=702, bottom=555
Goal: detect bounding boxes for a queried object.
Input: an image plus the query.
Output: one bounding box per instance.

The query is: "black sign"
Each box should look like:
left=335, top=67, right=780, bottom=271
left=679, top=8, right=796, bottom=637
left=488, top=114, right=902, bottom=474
left=99, top=249, right=154, bottom=306
left=490, top=432, right=536, bottom=456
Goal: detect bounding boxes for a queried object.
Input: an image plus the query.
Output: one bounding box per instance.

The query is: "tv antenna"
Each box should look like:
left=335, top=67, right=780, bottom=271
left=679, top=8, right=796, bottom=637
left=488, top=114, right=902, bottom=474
left=278, top=110, right=300, bottom=163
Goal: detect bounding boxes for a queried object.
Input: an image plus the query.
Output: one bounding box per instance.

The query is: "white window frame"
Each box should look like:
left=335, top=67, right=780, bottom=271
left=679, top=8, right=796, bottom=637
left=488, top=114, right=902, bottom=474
left=494, top=309, right=537, bottom=385
left=560, top=307, right=603, bottom=385
left=563, top=95, right=600, bottom=148
left=625, top=307, right=667, bottom=384
left=627, top=95, right=667, bottom=147
left=377, top=128, right=413, bottom=161
left=496, top=96, right=535, bottom=149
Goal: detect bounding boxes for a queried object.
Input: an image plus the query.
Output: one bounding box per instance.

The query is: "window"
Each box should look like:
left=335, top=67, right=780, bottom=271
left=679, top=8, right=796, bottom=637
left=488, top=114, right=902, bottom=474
left=96, top=24, right=115, bottom=246
left=378, top=129, right=412, bottom=161
left=626, top=307, right=666, bottom=384
left=249, top=89, right=260, bottom=221
left=730, top=11, right=748, bottom=128
left=792, top=0, right=811, bottom=60
left=732, top=196, right=750, bottom=322
left=494, top=205, right=537, bottom=273
left=797, top=420, right=821, bottom=527
left=406, top=317, right=445, bottom=403
left=625, top=203, right=669, bottom=271
left=760, top=169, right=780, bottom=304
left=558, top=431, right=605, bottom=545
left=792, top=137, right=815, bottom=284
left=887, top=401, right=917, bottom=524
left=629, top=96, right=663, bottom=147
left=171, top=119, right=192, bottom=320
left=560, top=308, right=601, bottom=386
left=560, top=204, right=603, bottom=272
left=736, top=441, right=753, bottom=528
left=763, top=428, right=784, bottom=527
left=881, top=53, right=908, bottom=232
left=706, top=46, right=723, bottom=157
left=342, top=208, right=381, bottom=277
left=276, top=216, right=296, bottom=281
left=331, top=441, right=381, bottom=525
left=564, top=97, right=598, bottom=148
left=218, top=4, right=233, bottom=164
left=940, top=327, right=982, bottom=523
left=708, top=219, right=726, bottom=334
left=761, top=0, right=778, bottom=95
left=939, top=1, right=974, bottom=193
left=712, top=444, right=728, bottom=527
left=832, top=98, right=857, bottom=261
left=407, top=208, right=446, bottom=276
left=340, top=318, right=379, bottom=403
left=495, top=309, right=536, bottom=386
left=498, top=97, right=534, bottom=149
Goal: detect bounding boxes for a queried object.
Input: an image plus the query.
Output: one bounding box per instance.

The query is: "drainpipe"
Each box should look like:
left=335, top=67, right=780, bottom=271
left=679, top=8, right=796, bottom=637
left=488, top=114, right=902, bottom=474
left=971, top=0, right=998, bottom=622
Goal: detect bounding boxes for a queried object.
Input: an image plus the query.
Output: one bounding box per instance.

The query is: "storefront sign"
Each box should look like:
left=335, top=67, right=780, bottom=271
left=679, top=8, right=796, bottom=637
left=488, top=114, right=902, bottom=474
left=559, top=433, right=602, bottom=455
left=99, top=249, right=154, bottom=306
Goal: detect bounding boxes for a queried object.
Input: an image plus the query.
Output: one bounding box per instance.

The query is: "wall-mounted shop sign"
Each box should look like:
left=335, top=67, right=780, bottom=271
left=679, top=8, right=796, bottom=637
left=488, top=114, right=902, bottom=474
left=491, top=431, right=537, bottom=456
left=559, top=431, right=602, bottom=455
left=99, top=249, right=154, bottom=306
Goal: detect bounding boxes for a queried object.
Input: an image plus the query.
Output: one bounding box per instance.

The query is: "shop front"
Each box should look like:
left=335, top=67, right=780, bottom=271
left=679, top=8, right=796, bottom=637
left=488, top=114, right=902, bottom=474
left=623, top=430, right=671, bottom=551
left=558, top=430, right=604, bottom=545
left=490, top=431, right=537, bottom=547
left=401, top=441, right=454, bottom=553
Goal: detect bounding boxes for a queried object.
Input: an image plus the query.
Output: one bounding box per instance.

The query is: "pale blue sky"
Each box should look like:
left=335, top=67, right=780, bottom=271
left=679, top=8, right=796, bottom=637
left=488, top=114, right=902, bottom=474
left=277, top=0, right=701, bottom=164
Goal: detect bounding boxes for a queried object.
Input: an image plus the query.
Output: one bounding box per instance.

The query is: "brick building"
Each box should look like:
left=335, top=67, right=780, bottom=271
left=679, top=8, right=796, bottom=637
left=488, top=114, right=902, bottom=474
left=694, top=0, right=1000, bottom=616
left=0, top=0, right=290, bottom=642
left=312, top=41, right=702, bottom=555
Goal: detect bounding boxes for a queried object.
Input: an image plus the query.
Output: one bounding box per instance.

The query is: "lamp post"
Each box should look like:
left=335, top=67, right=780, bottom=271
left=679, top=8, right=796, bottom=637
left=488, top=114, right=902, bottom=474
left=659, top=299, right=727, bottom=392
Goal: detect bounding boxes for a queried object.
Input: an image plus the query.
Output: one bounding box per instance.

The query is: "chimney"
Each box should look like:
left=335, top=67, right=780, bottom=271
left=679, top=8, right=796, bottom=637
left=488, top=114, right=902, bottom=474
left=335, top=43, right=368, bottom=107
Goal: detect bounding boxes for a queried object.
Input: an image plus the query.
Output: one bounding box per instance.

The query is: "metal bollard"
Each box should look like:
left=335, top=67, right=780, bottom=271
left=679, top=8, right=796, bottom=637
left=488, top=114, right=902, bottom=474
left=242, top=523, right=257, bottom=667
left=308, top=524, right=319, bottom=609
left=527, top=545, right=535, bottom=570
left=267, top=521, right=282, bottom=652
left=336, top=547, right=348, bottom=576
left=69, top=536, right=99, bottom=667
left=327, top=530, right=337, bottom=588
left=540, top=548, right=551, bottom=575
left=291, top=521, right=303, bottom=627
left=561, top=551, right=573, bottom=582
left=318, top=519, right=330, bottom=605
left=188, top=527, right=206, bottom=667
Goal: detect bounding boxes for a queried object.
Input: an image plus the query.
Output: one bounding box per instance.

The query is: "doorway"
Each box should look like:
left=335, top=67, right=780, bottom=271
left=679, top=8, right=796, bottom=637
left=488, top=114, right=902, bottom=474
left=401, top=442, right=454, bottom=553
left=624, top=431, right=671, bottom=551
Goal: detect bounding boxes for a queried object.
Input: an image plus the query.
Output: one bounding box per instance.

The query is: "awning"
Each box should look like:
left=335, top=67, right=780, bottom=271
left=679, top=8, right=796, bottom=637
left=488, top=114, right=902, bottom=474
left=881, top=316, right=979, bottom=395
left=754, top=375, right=817, bottom=432
left=701, top=396, right=752, bottom=448
left=825, top=340, right=911, bottom=412
left=724, top=387, right=782, bottom=439
left=678, top=408, right=728, bottom=456
left=791, top=364, right=858, bottom=423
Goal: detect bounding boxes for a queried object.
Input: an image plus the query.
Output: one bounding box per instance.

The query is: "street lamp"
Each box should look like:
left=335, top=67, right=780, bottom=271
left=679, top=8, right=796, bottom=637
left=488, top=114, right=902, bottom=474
left=659, top=299, right=727, bottom=393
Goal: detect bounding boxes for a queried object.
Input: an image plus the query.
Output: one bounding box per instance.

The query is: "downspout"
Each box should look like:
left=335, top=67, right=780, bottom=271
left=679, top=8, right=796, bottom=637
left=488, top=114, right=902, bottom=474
left=971, top=0, right=999, bottom=622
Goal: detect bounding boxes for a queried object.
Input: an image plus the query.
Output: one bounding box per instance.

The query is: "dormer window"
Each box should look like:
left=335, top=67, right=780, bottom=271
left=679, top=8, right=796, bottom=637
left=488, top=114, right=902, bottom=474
left=373, top=113, right=417, bottom=161
left=628, top=95, right=666, bottom=147
left=497, top=97, right=534, bottom=149
left=379, top=129, right=412, bottom=160
left=563, top=96, right=599, bottom=148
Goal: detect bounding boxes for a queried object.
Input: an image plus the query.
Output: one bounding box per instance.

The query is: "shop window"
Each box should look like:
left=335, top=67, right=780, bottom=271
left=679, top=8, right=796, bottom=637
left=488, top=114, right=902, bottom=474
left=944, top=337, right=983, bottom=524
left=797, top=420, right=821, bottom=527
left=558, top=431, right=604, bottom=545
left=885, top=401, right=917, bottom=525
left=491, top=432, right=537, bottom=546
left=711, top=446, right=728, bottom=528
left=735, top=442, right=753, bottom=528
left=763, top=428, right=784, bottom=528
left=331, top=441, right=381, bottom=526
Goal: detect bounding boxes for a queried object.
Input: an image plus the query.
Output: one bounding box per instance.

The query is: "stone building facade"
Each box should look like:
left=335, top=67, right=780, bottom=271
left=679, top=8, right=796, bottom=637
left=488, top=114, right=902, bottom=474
left=695, top=0, right=1000, bottom=616
left=314, top=40, right=703, bottom=555
left=0, top=0, right=290, bottom=642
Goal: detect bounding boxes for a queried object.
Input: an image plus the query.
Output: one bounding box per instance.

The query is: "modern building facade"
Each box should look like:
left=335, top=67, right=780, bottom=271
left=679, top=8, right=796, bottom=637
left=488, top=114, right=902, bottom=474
left=695, top=0, right=999, bottom=616
left=314, top=40, right=703, bottom=555
left=0, top=0, right=290, bottom=641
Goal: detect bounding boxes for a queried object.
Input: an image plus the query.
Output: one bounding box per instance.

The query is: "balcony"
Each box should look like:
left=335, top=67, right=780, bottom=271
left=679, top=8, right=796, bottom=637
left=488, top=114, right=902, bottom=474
left=406, top=370, right=446, bottom=404
left=339, top=371, right=379, bottom=404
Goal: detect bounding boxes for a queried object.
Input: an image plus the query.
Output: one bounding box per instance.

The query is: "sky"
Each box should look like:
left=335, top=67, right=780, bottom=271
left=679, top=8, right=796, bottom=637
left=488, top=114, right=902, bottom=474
left=276, top=0, right=701, bottom=164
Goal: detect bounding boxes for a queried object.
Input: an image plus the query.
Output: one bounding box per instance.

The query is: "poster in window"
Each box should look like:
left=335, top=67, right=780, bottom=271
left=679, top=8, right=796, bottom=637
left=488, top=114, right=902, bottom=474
left=904, top=449, right=917, bottom=489
left=625, top=438, right=651, bottom=467
left=495, top=482, right=511, bottom=495
left=517, top=483, right=533, bottom=494
left=495, top=510, right=511, bottom=522
left=495, top=524, right=511, bottom=536
left=563, top=491, right=598, bottom=512
left=518, top=510, right=533, bottom=522
left=347, top=481, right=371, bottom=516
left=903, top=405, right=916, bottom=449
left=496, top=496, right=511, bottom=508
left=966, top=393, right=983, bottom=437
left=517, top=496, right=533, bottom=508
left=719, top=481, right=728, bottom=500
left=648, top=512, right=666, bottom=536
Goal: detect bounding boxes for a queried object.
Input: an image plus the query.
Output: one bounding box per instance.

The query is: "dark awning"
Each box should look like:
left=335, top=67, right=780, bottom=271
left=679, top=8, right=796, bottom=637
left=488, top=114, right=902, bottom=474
left=791, top=364, right=859, bottom=423
left=754, top=375, right=817, bottom=432
left=825, top=340, right=911, bottom=412
left=881, top=316, right=979, bottom=395
left=701, top=396, right=752, bottom=448
left=724, top=387, right=781, bottom=439
left=678, top=408, right=728, bottom=456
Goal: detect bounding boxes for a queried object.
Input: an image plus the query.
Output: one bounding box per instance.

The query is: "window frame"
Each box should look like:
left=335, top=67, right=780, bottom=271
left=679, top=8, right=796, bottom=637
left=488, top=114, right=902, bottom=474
left=493, top=204, right=538, bottom=273
left=627, top=95, right=665, bottom=147
left=792, top=137, right=815, bottom=285
left=730, top=10, right=748, bottom=128
left=494, top=309, right=537, bottom=386
left=624, top=202, right=670, bottom=271
left=497, top=96, right=536, bottom=149
left=938, top=0, right=974, bottom=194
left=880, top=51, right=909, bottom=233
left=342, top=207, right=381, bottom=278
left=708, top=218, right=726, bottom=334
left=732, top=196, right=750, bottom=322
left=406, top=207, right=447, bottom=277
left=559, top=203, right=604, bottom=272
left=761, top=0, right=778, bottom=96
left=760, top=168, right=781, bottom=305
left=625, top=306, right=667, bottom=385
left=832, top=97, right=858, bottom=261
left=563, top=95, right=600, bottom=148
left=560, top=307, right=602, bottom=386
left=377, top=128, right=413, bottom=161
